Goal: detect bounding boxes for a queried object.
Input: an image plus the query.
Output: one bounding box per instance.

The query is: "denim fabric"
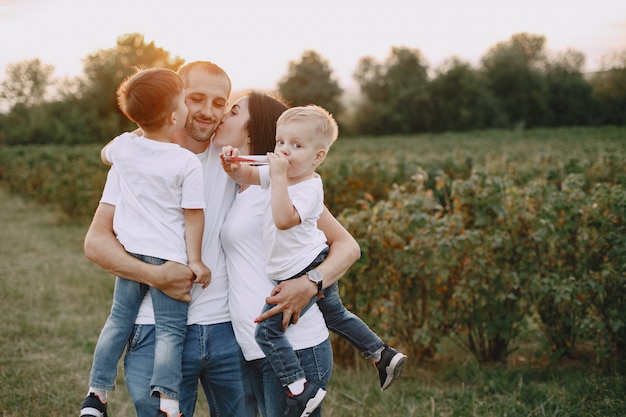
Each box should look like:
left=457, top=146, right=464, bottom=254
left=89, top=253, right=188, bottom=400
left=89, top=275, right=147, bottom=392
left=150, top=275, right=188, bottom=400
left=318, top=282, right=385, bottom=359
left=256, top=246, right=384, bottom=386
left=124, top=322, right=248, bottom=417
left=242, top=338, right=333, bottom=417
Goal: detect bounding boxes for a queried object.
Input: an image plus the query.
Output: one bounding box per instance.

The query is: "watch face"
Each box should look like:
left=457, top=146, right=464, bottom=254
left=308, top=270, right=322, bottom=282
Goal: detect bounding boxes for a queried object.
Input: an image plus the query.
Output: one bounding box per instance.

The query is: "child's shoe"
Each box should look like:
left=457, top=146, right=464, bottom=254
left=284, top=381, right=326, bottom=417
left=155, top=410, right=184, bottom=417
left=375, top=345, right=407, bottom=391
left=79, top=392, right=108, bottom=417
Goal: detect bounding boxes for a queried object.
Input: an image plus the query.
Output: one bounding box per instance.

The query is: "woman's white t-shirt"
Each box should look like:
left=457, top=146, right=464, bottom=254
left=221, top=185, right=329, bottom=361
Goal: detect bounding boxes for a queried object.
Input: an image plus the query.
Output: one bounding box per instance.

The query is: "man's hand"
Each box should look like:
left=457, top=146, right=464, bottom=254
left=155, top=261, right=195, bottom=302
left=254, top=275, right=317, bottom=330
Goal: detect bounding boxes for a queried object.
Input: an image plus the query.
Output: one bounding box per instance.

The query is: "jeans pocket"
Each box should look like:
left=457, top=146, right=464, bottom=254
left=126, top=324, right=149, bottom=353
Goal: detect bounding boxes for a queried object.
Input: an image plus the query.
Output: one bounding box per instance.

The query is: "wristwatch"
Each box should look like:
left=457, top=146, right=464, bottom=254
left=307, top=269, right=323, bottom=292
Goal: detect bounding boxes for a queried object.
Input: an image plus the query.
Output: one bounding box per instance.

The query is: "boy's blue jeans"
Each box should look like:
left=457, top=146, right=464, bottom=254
left=255, top=248, right=385, bottom=387
left=88, top=254, right=188, bottom=400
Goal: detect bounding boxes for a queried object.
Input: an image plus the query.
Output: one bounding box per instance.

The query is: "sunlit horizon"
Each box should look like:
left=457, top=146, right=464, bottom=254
left=1, top=0, right=625, bottom=92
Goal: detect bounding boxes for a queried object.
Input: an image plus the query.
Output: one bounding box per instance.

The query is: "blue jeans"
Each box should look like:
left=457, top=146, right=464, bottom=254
left=124, top=322, right=248, bottom=417
left=89, top=254, right=188, bottom=400
left=242, top=338, right=333, bottom=417
left=255, top=249, right=384, bottom=387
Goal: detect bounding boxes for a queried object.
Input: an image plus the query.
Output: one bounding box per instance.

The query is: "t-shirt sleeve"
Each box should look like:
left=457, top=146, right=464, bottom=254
left=259, top=165, right=271, bottom=190
left=100, top=165, right=121, bottom=205
left=290, top=181, right=323, bottom=221
left=104, top=132, right=136, bottom=165
left=180, top=155, right=206, bottom=209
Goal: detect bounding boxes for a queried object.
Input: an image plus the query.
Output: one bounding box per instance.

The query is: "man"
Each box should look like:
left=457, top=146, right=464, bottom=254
left=83, top=61, right=360, bottom=417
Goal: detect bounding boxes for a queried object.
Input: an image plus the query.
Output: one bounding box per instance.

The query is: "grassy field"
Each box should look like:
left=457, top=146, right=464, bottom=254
left=1, top=186, right=625, bottom=417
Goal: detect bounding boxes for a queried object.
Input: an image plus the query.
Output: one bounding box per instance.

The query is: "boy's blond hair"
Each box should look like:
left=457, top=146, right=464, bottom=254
left=277, top=105, right=338, bottom=150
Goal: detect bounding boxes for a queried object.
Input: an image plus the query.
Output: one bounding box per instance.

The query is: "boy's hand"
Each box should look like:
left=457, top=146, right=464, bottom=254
left=220, top=146, right=241, bottom=173
left=268, top=152, right=289, bottom=179
left=189, top=261, right=212, bottom=289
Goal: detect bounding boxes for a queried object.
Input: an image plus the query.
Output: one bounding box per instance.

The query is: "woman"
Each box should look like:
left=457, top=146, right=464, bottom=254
left=213, top=91, right=359, bottom=417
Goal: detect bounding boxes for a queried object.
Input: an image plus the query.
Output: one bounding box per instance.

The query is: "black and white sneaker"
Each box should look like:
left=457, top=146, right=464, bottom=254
left=79, top=393, right=108, bottom=417
left=375, top=345, right=407, bottom=391
left=284, top=381, right=326, bottom=417
left=155, top=410, right=184, bottom=417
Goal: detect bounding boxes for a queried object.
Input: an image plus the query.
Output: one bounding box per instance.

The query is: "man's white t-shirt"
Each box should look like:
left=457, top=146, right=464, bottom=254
left=221, top=185, right=329, bottom=361
left=104, top=132, right=205, bottom=265
left=101, top=142, right=237, bottom=325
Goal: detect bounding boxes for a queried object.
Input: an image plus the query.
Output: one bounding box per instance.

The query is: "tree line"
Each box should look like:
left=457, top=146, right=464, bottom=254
left=1, top=32, right=625, bottom=145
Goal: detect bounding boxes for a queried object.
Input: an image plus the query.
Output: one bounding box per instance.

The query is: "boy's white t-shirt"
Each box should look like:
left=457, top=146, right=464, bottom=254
left=221, top=185, right=329, bottom=360
left=259, top=165, right=328, bottom=281
left=101, top=142, right=238, bottom=325
left=104, top=132, right=205, bottom=265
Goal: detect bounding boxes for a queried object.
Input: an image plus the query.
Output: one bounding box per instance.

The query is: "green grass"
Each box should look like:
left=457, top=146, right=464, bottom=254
left=1, top=148, right=625, bottom=416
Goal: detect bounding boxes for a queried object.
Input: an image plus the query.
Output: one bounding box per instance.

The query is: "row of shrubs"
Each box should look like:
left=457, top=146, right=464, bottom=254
left=334, top=167, right=625, bottom=367
left=1, top=135, right=625, bottom=367
left=319, top=131, right=625, bottom=367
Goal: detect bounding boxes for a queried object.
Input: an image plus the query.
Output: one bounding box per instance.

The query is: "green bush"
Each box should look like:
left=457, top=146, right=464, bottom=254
left=0, top=144, right=107, bottom=220
left=1, top=127, right=625, bottom=367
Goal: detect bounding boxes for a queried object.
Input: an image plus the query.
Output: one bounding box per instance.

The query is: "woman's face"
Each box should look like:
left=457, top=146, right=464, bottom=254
left=212, top=95, right=251, bottom=154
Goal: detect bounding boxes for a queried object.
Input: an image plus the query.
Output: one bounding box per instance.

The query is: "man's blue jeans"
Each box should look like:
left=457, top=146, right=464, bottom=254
left=242, top=338, right=333, bottom=417
left=255, top=249, right=385, bottom=387
left=88, top=254, right=187, bottom=400
left=124, top=322, right=247, bottom=417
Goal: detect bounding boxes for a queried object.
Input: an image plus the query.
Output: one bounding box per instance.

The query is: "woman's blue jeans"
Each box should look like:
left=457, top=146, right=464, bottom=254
left=88, top=254, right=188, bottom=400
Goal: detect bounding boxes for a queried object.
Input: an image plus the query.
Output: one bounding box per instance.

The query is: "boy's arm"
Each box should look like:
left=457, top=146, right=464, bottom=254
left=84, top=202, right=194, bottom=302
left=269, top=158, right=300, bottom=230
left=255, top=206, right=361, bottom=327
left=184, top=208, right=211, bottom=288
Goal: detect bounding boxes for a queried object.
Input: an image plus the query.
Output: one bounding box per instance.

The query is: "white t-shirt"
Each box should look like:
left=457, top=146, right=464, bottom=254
left=101, top=142, right=238, bottom=325
left=221, top=185, right=328, bottom=360
left=259, top=165, right=328, bottom=281
left=104, top=132, right=205, bottom=265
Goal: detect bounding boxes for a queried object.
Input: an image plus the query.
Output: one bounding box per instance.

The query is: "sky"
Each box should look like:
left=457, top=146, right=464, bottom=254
left=1, top=0, right=625, bottom=93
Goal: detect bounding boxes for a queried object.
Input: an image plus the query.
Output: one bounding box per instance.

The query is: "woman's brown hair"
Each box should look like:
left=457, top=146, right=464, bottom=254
left=246, top=92, right=289, bottom=154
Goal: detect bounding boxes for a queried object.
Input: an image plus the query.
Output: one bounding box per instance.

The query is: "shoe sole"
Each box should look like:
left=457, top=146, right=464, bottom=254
left=298, top=388, right=326, bottom=417
left=80, top=408, right=107, bottom=417
left=381, top=353, right=407, bottom=391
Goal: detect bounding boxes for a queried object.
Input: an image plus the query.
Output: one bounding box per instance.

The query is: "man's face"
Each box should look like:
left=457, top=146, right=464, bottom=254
left=183, top=68, right=230, bottom=143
